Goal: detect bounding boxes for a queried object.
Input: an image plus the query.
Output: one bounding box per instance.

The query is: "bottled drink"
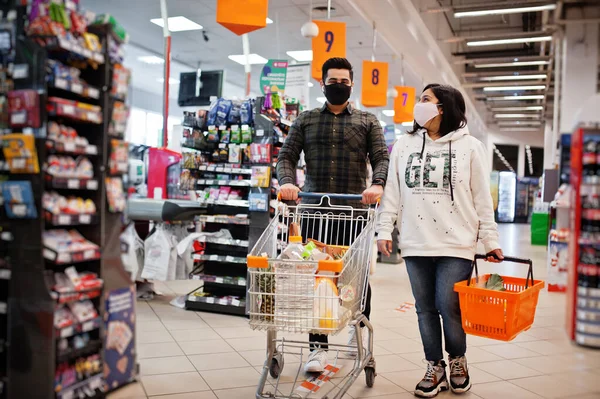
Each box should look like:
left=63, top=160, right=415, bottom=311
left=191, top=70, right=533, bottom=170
left=583, top=140, right=597, bottom=178
left=579, top=244, right=597, bottom=287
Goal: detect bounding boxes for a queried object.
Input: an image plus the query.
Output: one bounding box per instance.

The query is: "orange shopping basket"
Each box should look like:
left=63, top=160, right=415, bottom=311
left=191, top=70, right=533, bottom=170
left=454, top=254, right=545, bottom=341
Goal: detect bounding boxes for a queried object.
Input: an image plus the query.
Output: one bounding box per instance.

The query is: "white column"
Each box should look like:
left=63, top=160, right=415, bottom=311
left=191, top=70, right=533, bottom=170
left=543, top=122, right=555, bottom=169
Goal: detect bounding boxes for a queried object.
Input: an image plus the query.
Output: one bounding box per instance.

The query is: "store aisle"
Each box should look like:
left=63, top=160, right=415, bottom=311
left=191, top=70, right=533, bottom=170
left=109, top=224, right=600, bottom=399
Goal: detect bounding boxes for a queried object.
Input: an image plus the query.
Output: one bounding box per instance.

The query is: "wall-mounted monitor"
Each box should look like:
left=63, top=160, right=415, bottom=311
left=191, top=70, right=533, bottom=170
left=178, top=70, right=223, bottom=107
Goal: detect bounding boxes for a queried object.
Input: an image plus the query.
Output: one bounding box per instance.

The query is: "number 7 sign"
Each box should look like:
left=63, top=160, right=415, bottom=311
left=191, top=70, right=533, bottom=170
left=311, top=20, right=346, bottom=81
left=394, top=86, right=416, bottom=124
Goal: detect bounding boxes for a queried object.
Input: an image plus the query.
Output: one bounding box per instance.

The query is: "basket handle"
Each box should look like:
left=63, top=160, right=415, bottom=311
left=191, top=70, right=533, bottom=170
left=468, top=254, right=535, bottom=289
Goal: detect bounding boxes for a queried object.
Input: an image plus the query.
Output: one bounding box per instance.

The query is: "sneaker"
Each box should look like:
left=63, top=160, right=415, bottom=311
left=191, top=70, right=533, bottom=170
left=304, top=349, right=328, bottom=373
left=414, top=360, right=449, bottom=398
left=346, top=327, right=367, bottom=357
left=448, top=355, right=471, bottom=393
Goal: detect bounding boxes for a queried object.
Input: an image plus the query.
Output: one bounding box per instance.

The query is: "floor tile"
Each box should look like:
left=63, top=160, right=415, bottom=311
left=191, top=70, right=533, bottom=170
left=474, top=359, right=543, bottom=380
left=346, top=374, right=407, bottom=397
left=515, top=340, right=575, bottom=356
left=509, top=375, right=590, bottom=398
left=225, top=336, right=266, bottom=351
left=178, top=338, right=234, bottom=355
left=213, top=326, right=264, bottom=339
left=139, top=356, right=195, bottom=376
left=200, top=366, right=260, bottom=390
left=168, top=328, right=221, bottom=342
left=188, top=352, right=251, bottom=371
left=464, top=346, right=505, bottom=364
left=141, top=372, right=210, bottom=396
left=137, top=330, right=174, bottom=344
left=468, top=365, right=502, bottom=384
left=149, top=392, right=217, bottom=399
left=214, top=386, right=266, bottom=399
left=162, top=319, right=211, bottom=331
left=372, top=354, right=422, bottom=373
left=107, top=382, right=147, bottom=399
left=239, top=349, right=270, bottom=367
left=138, top=342, right=184, bottom=359
left=137, top=321, right=168, bottom=333
left=471, top=381, right=542, bottom=399
left=551, top=369, right=600, bottom=393
left=477, top=343, right=542, bottom=359
left=375, top=337, right=423, bottom=355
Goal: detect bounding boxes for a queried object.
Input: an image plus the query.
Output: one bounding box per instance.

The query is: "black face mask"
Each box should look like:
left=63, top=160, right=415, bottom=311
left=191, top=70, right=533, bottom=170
left=323, top=83, right=352, bottom=105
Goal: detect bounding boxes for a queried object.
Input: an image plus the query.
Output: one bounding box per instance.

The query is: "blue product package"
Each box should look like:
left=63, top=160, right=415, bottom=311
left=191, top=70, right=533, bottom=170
left=227, top=100, right=242, bottom=124
left=240, top=100, right=253, bottom=124
left=2, top=180, right=38, bottom=218
left=215, top=99, right=232, bottom=126
left=206, top=98, right=220, bottom=126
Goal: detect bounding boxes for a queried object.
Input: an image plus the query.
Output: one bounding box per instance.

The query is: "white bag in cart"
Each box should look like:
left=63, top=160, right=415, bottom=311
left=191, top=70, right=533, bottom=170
left=121, top=223, right=144, bottom=281
left=142, top=224, right=177, bottom=281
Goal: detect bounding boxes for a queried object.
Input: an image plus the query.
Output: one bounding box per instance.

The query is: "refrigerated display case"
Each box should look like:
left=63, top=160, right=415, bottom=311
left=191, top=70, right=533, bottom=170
left=515, top=177, right=539, bottom=223
left=497, top=171, right=516, bottom=223
left=566, top=127, right=600, bottom=348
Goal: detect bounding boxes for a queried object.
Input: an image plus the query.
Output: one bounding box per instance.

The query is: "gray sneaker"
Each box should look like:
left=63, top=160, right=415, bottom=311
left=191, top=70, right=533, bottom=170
left=448, top=355, right=471, bottom=393
left=414, top=360, right=449, bottom=398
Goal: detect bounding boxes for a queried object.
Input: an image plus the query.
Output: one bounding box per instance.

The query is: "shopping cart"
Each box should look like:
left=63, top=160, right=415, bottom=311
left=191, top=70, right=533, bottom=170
left=247, top=193, right=378, bottom=399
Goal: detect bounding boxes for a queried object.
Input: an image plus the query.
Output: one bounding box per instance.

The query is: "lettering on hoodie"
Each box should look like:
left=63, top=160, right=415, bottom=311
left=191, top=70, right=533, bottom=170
left=405, top=150, right=456, bottom=194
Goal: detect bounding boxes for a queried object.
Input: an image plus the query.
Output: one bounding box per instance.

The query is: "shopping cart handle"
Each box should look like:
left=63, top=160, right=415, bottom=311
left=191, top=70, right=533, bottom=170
left=475, top=254, right=532, bottom=264
left=298, top=192, right=364, bottom=201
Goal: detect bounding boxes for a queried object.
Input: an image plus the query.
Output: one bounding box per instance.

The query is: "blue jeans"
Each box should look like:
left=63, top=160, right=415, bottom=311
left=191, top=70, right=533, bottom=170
left=404, top=256, right=473, bottom=362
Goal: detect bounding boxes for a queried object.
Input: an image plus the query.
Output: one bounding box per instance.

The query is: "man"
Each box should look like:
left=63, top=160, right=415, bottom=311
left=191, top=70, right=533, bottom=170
left=277, top=57, right=389, bottom=373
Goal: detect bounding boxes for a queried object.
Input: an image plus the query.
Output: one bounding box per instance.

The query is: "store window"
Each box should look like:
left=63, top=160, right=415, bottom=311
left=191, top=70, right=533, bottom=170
left=125, top=107, right=182, bottom=147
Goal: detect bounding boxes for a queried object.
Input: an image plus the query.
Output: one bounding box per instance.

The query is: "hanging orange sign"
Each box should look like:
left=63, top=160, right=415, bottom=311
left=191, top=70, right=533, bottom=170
left=216, top=0, right=268, bottom=36
left=311, top=21, right=346, bottom=81
left=361, top=61, right=388, bottom=107
left=394, top=86, right=416, bottom=124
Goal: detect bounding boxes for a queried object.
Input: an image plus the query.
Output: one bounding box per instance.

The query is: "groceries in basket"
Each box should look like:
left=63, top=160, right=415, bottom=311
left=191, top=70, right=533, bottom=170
left=475, top=273, right=506, bottom=291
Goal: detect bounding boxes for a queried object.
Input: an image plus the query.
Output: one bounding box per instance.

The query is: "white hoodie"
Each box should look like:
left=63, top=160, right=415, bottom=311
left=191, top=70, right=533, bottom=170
left=377, top=126, right=499, bottom=260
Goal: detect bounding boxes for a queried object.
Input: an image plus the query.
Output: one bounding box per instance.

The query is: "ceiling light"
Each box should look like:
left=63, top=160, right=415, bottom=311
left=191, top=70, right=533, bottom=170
left=483, top=85, right=546, bottom=92
left=228, top=53, right=268, bottom=65
left=379, top=120, right=387, bottom=127
left=402, top=121, right=414, bottom=127
left=491, top=106, right=544, bottom=111
left=480, top=74, right=547, bottom=81
left=150, top=16, right=203, bottom=32
left=316, top=97, right=326, bottom=104
left=467, top=36, right=552, bottom=47
left=307, top=82, right=314, bottom=87
left=287, top=50, right=313, bottom=62
left=138, top=55, right=164, bottom=64
left=157, top=77, right=180, bottom=84
left=382, top=110, right=395, bottom=117
left=494, top=114, right=541, bottom=119
left=474, top=60, right=550, bottom=68
left=266, top=17, right=273, bottom=24
left=395, top=128, right=402, bottom=134
left=498, top=121, right=542, bottom=126
left=487, top=95, right=545, bottom=101
left=500, top=127, right=540, bottom=132
left=454, top=4, right=556, bottom=18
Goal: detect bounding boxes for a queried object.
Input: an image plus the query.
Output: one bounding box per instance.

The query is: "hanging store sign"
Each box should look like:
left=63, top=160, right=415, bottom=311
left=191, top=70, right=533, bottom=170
left=393, top=86, right=416, bottom=124
left=260, top=59, right=288, bottom=95
left=285, top=63, right=311, bottom=109
left=311, top=20, right=346, bottom=81
left=216, top=0, right=268, bottom=35
left=361, top=60, right=388, bottom=107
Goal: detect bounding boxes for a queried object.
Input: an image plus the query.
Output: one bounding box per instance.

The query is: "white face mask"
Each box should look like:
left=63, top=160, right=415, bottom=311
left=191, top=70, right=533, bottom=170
left=413, top=102, right=441, bottom=127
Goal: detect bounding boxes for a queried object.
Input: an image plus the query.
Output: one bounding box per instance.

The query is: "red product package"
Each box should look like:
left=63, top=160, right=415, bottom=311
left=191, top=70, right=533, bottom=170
left=8, top=90, right=41, bottom=127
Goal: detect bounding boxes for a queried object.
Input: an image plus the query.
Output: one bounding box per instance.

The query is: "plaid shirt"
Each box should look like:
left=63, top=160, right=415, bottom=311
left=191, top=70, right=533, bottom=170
left=276, top=103, right=389, bottom=207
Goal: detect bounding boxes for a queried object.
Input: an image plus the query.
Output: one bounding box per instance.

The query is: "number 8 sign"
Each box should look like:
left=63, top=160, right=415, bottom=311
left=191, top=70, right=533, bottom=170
left=311, top=20, right=346, bottom=81
left=361, top=60, right=388, bottom=107
left=394, top=86, right=416, bottom=124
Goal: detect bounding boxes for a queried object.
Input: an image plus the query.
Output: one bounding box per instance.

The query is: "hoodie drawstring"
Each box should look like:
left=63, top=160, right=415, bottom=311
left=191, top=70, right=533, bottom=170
left=449, top=140, right=454, bottom=203
left=419, top=132, right=426, bottom=160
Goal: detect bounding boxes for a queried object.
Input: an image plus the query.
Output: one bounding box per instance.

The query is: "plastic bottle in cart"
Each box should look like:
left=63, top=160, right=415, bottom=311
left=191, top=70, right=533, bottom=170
left=280, top=236, right=306, bottom=260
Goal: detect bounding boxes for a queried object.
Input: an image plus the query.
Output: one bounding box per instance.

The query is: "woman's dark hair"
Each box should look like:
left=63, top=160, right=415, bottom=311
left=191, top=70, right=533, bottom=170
left=409, top=83, right=467, bottom=136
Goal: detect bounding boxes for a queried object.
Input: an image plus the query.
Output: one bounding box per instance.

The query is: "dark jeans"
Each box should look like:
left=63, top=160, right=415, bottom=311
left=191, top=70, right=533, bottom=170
left=299, top=210, right=372, bottom=351
left=404, top=256, right=472, bottom=362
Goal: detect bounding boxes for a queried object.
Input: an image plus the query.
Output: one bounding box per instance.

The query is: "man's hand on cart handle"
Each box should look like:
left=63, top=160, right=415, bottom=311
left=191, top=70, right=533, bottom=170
left=279, top=183, right=300, bottom=201
left=377, top=240, right=393, bottom=257
left=362, top=185, right=383, bottom=205
left=486, top=248, right=504, bottom=263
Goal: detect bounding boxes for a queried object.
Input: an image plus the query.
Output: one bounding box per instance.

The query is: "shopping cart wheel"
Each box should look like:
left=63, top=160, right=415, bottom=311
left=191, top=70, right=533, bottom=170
left=365, top=366, right=376, bottom=387
left=269, top=353, right=284, bottom=378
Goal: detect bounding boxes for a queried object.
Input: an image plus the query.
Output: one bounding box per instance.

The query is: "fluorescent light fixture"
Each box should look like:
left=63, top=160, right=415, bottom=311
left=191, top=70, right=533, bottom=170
left=316, top=97, right=326, bottom=104
left=402, top=121, right=414, bottom=127
left=467, top=35, right=552, bottom=47
left=228, top=53, right=268, bottom=65
left=454, top=4, right=556, bottom=18
left=266, top=17, right=273, bottom=24
left=500, top=127, right=541, bottom=132
left=287, top=50, right=313, bottom=62
left=480, top=74, right=547, bottom=81
left=474, top=60, right=549, bottom=68
left=498, top=121, right=542, bottom=126
left=487, top=95, right=545, bottom=101
left=395, top=128, right=402, bottom=134
left=494, top=114, right=541, bottom=119
left=483, top=85, right=546, bottom=92
left=138, top=55, right=164, bottom=64
left=157, top=77, right=180, bottom=84
left=307, top=82, right=314, bottom=87
left=491, top=106, right=544, bottom=111
left=150, top=16, right=203, bottom=32
left=379, top=120, right=387, bottom=127
left=382, top=109, right=395, bottom=117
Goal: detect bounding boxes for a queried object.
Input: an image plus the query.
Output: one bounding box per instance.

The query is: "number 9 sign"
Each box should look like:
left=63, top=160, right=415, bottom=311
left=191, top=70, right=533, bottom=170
left=361, top=60, right=388, bottom=107
left=311, top=20, right=346, bottom=81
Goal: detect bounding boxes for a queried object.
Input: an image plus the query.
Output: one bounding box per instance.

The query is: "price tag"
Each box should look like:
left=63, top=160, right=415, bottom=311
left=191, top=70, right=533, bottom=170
left=256, top=129, right=264, bottom=137
left=86, top=145, right=98, bottom=155
left=87, top=180, right=98, bottom=190
left=206, top=216, right=215, bottom=222
left=205, top=180, right=214, bottom=185
left=58, top=215, right=71, bottom=225
left=67, top=179, right=80, bottom=189
left=82, top=320, right=95, bottom=331
left=239, top=279, right=246, bottom=286
left=215, top=277, right=224, bottom=284
left=64, top=142, right=76, bottom=152
left=208, top=125, right=216, bottom=130
left=82, top=48, right=92, bottom=58
left=12, top=204, right=26, bottom=216
left=210, top=255, right=219, bottom=261
left=393, top=86, right=416, bottom=124
left=88, top=87, right=100, bottom=99
left=241, top=124, right=249, bottom=131
left=0, top=270, right=10, bottom=280
left=206, top=297, right=215, bottom=304
left=225, top=255, right=235, bottom=263
left=11, top=111, right=26, bottom=125
left=11, top=158, right=26, bottom=169
left=218, top=180, right=226, bottom=185
left=240, top=143, right=248, bottom=149
left=361, top=60, right=389, bottom=107
left=219, top=143, right=227, bottom=149
left=43, top=248, right=56, bottom=260
left=84, top=249, right=96, bottom=259
left=219, top=125, right=227, bottom=131
left=224, top=168, right=232, bottom=173
left=231, top=299, right=241, bottom=307
left=88, top=112, right=99, bottom=122
left=12, top=64, right=28, bottom=79
left=207, top=165, right=216, bottom=171
left=311, top=20, right=347, bottom=80
left=71, top=83, right=83, bottom=94
left=62, top=105, right=75, bottom=115
left=61, top=326, right=74, bottom=338
left=57, top=252, right=71, bottom=263
left=55, top=77, right=68, bottom=89
left=79, top=214, right=91, bottom=224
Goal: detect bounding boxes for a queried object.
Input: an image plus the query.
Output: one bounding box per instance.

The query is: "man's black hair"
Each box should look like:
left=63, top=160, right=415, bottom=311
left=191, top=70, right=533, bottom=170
left=409, top=83, right=467, bottom=136
left=322, top=57, right=353, bottom=82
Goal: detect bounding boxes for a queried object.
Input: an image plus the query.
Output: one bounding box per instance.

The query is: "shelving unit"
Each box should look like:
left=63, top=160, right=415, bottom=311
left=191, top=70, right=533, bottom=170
left=2, top=3, right=134, bottom=398
left=566, top=127, right=600, bottom=348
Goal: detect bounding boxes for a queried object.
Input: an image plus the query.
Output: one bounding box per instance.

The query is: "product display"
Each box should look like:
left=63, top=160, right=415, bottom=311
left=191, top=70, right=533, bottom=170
left=47, top=60, right=100, bottom=99
left=1, top=180, right=38, bottom=218
left=47, top=97, right=102, bottom=124
left=43, top=191, right=96, bottom=225
left=105, top=177, right=126, bottom=212
left=46, top=121, right=98, bottom=155
left=2, top=133, right=40, bottom=173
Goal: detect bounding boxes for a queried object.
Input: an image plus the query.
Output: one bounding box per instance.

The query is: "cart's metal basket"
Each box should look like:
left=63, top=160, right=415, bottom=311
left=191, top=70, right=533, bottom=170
left=247, top=194, right=377, bottom=336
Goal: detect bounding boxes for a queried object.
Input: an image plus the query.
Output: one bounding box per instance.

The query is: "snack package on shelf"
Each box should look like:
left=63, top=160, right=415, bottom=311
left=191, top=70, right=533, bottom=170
left=43, top=191, right=96, bottom=215
left=105, top=177, right=126, bottom=212
left=52, top=266, right=103, bottom=302
left=46, top=59, right=100, bottom=99
left=111, top=64, right=130, bottom=100
left=2, top=133, right=40, bottom=173
left=109, top=139, right=128, bottom=174
left=47, top=121, right=98, bottom=155
left=46, top=155, right=94, bottom=179
left=47, top=97, right=102, bottom=123
left=68, top=299, right=98, bottom=323
left=43, top=229, right=100, bottom=258
left=251, top=166, right=271, bottom=188
left=8, top=89, right=41, bottom=128
left=109, top=101, right=129, bottom=137
left=1, top=180, right=38, bottom=218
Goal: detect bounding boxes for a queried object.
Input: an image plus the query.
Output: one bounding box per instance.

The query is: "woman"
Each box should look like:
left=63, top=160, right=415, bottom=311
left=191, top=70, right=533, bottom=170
left=377, top=84, right=503, bottom=398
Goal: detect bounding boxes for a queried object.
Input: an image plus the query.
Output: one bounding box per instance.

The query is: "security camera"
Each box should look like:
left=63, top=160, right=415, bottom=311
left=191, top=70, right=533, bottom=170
left=203, top=31, right=209, bottom=42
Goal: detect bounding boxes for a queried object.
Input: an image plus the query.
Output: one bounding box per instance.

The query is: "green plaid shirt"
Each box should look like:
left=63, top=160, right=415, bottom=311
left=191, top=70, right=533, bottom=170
left=276, top=103, right=389, bottom=206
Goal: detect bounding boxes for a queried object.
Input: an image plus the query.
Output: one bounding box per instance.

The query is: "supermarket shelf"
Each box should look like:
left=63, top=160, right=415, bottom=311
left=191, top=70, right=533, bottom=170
left=198, top=237, right=249, bottom=247
left=197, top=215, right=250, bottom=225
left=46, top=177, right=99, bottom=191
left=52, top=286, right=103, bottom=304
left=45, top=212, right=98, bottom=227
left=56, top=340, right=102, bottom=363
left=46, top=139, right=98, bottom=156
left=193, top=254, right=247, bottom=264
left=56, top=372, right=104, bottom=399
left=192, top=274, right=247, bottom=287
left=578, top=286, right=600, bottom=299
left=31, top=35, right=105, bottom=64
left=578, top=297, right=600, bottom=310
left=577, top=308, right=600, bottom=323
left=43, top=247, right=101, bottom=265
left=47, top=99, right=103, bottom=124
left=204, top=199, right=249, bottom=208
left=185, top=294, right=246, bottom=316
left=49, top=76, right=101, bottom=100
left=197, top=179, right=251, bottom=187
left=186, top=165, right=252, bottom=175
left=55, top=316, right=102, bottom=339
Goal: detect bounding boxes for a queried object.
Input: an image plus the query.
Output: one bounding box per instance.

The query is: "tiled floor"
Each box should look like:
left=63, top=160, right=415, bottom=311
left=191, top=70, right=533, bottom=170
left=108, top=224, right=600, bottom=398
